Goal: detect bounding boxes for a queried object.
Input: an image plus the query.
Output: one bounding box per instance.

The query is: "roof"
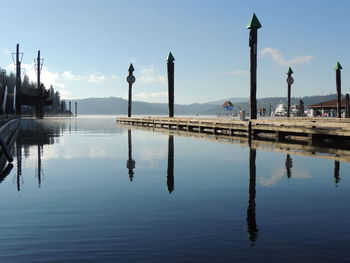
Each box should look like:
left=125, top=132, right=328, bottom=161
left=308, top=98, right=347, bottom=108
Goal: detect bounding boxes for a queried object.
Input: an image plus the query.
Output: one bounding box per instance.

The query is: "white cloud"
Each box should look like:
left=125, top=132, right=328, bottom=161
left=260, top=48, right=314, bottom=67
left=88, top=72, right=106, bottom=84
left=223, top=69, right=248, bottom=75
left=133, top=91, right=167, bottom=100
left=3, top=49, right=10, bottom=55
left=62, top=71, right=82, bottom=81
left=139, top=65, right=166, bottom=84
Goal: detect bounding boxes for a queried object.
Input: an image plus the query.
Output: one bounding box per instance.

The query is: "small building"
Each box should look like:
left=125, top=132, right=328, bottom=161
left=308, top=98, right=349, bottom=117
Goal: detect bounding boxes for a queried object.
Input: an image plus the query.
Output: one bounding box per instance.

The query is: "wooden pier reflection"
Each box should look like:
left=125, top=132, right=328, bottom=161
left=117, top=124, right=350, bottom=163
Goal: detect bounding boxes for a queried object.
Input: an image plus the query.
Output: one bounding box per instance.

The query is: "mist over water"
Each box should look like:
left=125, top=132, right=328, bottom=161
left=0, top=116, right=349, bottom=262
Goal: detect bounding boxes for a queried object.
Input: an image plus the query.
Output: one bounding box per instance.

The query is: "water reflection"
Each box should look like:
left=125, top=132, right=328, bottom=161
left=334, top=160, right=340, bottom=186
left=167, top=135, right=174, bottom=193
left=247, top=147, right=258, bottom=245
left=126, top=129, right=136, bottom=181
left=285, top=154, right=293, bottom=179
left=14, top=120, right=62, bottom=190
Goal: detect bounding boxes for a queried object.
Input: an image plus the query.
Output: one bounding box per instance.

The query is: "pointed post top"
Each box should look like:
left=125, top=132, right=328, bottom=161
left=287, top=67, right=293, bottom=74
left=128, top=63, right=134, bottom=73
left=334, top=62, right=343, bottom=70
left=246, top=13, right=262, bottom=29
left=167, top=52, right=175, bottom=62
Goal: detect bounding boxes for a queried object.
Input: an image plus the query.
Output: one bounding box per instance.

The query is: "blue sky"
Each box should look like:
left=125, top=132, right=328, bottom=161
left=0, top=0, right=349, bottom=104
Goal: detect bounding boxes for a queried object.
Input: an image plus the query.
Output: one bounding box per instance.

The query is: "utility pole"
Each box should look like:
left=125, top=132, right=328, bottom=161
left=126, top=64, right=135, bottom=117
left=335, top=62, right=342, bottom=118
left=247, top=14, right=261, bottom=120
left=167, top=52, right=175, bottom=117
left=286, top=67, right=294, bottom=117
left=13, top=44, right=23, bottom=115
left=69, top=101, right=71, bottom=116
left=35, top=50, right=44, bottom=118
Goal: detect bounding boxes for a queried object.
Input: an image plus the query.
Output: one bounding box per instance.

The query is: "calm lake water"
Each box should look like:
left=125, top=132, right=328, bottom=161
left=0, top=116, right=350, bottom=262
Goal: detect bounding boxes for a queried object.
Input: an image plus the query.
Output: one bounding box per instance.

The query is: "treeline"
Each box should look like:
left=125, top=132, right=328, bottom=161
left=0, top=68, right=71, bottom=115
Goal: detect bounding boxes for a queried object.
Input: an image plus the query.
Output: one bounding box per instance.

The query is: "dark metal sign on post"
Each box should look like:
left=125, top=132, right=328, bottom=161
left=246, top=14, right=261, bottom=120
left=167, top=52, right=175, bottom=118
left=335, top=62, right=342, bottom=118
left=286, top=67, right=294, bottom=117
left=127, top=63, right=135, bottom=117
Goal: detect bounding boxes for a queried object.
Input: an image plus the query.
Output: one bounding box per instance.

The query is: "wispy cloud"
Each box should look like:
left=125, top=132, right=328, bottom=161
left=260, top=48, right=314, bottom=67
left=88, top=72, right=107, bottom=84
left=139, top=65, right=166, bottom=84
left=62, top=71, right=82, bottom=81
left=223, top=69, right=248, bottom=75
left=2, top=49, right=10, bottom=55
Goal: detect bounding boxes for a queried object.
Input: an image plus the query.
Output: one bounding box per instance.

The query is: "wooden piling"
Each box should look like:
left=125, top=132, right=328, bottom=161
left=167, top=53, right=175, bottom=118
left=335, top=62, right=342, bottom=118
left=247, top=14, right=261, bottom=120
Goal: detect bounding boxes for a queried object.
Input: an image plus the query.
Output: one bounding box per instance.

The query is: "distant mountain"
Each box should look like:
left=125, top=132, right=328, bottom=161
left=71, top=94, right=338, bottom=115
left=207, top=97, right=249, bottom=105
left=72, top=97, right=221, bottom=115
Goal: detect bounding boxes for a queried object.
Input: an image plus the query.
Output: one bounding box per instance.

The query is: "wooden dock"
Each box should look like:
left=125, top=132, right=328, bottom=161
left=116, top=117, right=350, bottom=142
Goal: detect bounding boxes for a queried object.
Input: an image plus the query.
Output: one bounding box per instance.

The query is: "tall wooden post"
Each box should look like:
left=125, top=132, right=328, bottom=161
left=335, top=62, right=343, bottom=118
left=286, top=67, right=294, bottom=117
left=346, top=94, right=349, bottom=118
left=126, top=63, right=135, bottom=117
left=167, top=52, right=175, bottom=118
left=75, top=102, right=77, bottom=117
left=247, top=14, right=261, bottom=120
left=69, top=101, right=72, bottom=116
left=167, top=135, right=174, bottom=193
left=247, top=147, right=258, bottom=243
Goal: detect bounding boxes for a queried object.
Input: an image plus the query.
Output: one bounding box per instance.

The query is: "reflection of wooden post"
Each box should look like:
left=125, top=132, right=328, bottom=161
left=37, top=145, right=42, bottom=188
left=334, top=160, right=340, bottom=185
left=335, top=62, right=342, bottom=118
left=16, top=143, right=22, bottom=191
left=167, top=53, right=175, bottom=118
left=285, top=154, right=293, bottom=178
left=167, top=135, right=174, bottom=193
left=247, top=14, right=261, bottom=120
left=247, top=148, right=258, bottom=244
left=126, top=129, right=135, bottom=181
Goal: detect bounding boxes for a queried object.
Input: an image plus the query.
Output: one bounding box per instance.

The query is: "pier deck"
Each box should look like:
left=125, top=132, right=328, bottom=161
left=116, top=117, right=350, bottom=142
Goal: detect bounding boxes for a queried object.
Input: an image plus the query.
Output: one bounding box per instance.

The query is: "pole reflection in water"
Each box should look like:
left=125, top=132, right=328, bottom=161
left=334, top=160, right=340, bottom=186
left=167, top=135, right=174, bottom=193
left=16, top=144, right=22, bottom=191
left=37, top=145, right=43, bottom=188
left=285, top=154, right=293, bottom=179
left=247, top=147, right=258, bottom=245
left=126, top=129, right=135, bottom=181
left=13, top=119, right=63, bottom=191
